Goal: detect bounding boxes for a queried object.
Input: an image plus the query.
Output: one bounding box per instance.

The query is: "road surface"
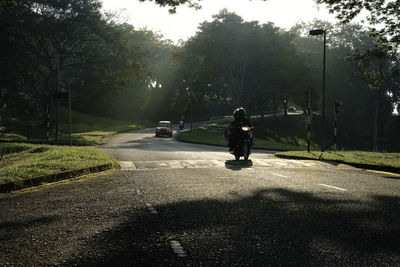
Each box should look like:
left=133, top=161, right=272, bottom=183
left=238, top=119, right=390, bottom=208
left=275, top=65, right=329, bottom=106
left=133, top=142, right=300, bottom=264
left=1, top=125, right=400, bottom=266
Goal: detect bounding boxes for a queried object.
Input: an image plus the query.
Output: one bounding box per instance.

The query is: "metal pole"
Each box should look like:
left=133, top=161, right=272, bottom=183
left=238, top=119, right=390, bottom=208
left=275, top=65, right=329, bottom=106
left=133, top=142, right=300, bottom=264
left=190, top=92, right=193, bottom=131
left=321, top=31, right=326, bottom=152
left=334, top=109, right=337, bottom=151
left=307, top=88, right=311, bottom=153
left=55, top=54, right=60, bottom=141
left=68, top=91, right=72, bottom=147
left=46, top=105, right=50, bottom=141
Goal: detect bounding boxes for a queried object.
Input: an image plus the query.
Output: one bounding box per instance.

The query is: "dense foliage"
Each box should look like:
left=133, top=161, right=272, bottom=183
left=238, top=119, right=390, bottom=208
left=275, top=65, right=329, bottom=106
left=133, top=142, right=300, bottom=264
left=1, top=1, right=399, bottom=151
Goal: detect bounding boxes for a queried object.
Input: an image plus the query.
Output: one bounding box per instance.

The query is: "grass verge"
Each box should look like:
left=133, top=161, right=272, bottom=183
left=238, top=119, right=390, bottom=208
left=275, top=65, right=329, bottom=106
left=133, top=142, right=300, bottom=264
left=178, top=123, right=308, bottom=151
left=178, top=121, right=400, bottom=171
left=0, top=142, right=118, bottom=184
left=275, top=150, right=400, bottom=169
left=1, top=108, right=154, bottom=146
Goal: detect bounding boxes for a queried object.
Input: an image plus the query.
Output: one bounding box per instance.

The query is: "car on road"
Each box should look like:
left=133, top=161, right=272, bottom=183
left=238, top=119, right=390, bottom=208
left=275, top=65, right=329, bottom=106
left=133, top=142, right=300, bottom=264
left=155, top=121, right=173, bottom=137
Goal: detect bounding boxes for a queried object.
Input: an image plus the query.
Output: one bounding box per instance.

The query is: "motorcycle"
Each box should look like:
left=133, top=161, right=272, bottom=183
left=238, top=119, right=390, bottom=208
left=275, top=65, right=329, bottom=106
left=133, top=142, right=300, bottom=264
left=230, top=124, right=254, bottom=161
left=179, top=120, right=184, bottom=130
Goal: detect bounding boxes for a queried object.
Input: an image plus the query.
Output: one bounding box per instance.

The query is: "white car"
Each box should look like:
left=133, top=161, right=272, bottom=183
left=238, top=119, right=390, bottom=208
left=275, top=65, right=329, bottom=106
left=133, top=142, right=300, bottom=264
left=155, top=121, right=173, bottom=137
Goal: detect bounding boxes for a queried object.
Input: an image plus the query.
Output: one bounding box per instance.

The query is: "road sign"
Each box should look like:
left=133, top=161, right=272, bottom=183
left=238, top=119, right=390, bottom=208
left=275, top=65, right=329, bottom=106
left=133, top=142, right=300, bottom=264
left=296, top=86, right=320, bottom=109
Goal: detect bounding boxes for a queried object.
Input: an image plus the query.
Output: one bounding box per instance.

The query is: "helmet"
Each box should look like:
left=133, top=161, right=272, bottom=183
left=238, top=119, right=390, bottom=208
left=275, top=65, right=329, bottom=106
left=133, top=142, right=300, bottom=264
left=233, top=107, right=246, bottom=120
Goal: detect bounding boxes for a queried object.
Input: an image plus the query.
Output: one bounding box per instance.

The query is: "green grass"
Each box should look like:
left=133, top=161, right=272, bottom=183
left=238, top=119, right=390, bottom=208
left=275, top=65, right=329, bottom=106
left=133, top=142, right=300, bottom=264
left=0, top=142, right=118, bottom=184
left=49, top=108, right=154, bottom=145
left=276, top=150, right=400, bottom=169
left=178, top=122, right=309, bottom=151
left=179, top=124, right=228, bottom=146
left=1, top=108, right=153, bottom=145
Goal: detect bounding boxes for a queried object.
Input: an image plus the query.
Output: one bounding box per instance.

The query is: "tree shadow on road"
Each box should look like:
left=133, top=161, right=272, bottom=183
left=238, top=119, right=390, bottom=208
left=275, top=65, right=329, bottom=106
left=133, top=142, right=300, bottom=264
left=63, top=189, right=400, bottom=266
left=103, top=136, right=226, bottom=153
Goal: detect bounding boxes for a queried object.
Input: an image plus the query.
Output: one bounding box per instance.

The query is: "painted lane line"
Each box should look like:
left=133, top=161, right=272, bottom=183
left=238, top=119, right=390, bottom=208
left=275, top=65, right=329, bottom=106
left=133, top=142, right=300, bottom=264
left=170, top=240, right=187, bottom=257
left=290, top=160, right=311, bottom=167
left=212, top=159, right=225, bottom=168
left=145, top=203, right=158, bottom=214
left=270, top=172, right=288, bottom=178
left=318, top=184, right=347, bottom=191
left=120, top=161, right=136, bottom=170
left=252, top=159, right=271, bottom=167
left=169, top=160, right=183, bottom=169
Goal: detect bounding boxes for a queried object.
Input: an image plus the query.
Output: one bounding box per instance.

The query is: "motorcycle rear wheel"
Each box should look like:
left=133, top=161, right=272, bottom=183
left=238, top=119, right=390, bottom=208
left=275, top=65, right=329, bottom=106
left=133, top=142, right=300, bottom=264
left=243, top=142, right=250, bottom=160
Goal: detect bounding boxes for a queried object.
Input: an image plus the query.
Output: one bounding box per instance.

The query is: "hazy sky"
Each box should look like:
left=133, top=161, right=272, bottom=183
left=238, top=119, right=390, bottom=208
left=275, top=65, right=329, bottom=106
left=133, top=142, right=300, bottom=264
left=101, top=0, right=338, bottom=43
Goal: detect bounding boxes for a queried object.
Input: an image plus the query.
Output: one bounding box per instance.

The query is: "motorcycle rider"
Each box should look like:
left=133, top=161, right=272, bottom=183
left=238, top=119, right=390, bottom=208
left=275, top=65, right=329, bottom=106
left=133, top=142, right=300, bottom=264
left=228, top=107, right=252, bottom=153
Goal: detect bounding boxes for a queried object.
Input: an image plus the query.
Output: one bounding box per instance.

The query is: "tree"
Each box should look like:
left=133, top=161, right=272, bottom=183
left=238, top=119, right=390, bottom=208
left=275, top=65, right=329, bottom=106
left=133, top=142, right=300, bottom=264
left=137, top=0, right=201, bottom=13
left=315, top=0, right=400, bottom=48
left=0, top=0, right=155, bottom=139
left=290, top=20, right=396, bottom=150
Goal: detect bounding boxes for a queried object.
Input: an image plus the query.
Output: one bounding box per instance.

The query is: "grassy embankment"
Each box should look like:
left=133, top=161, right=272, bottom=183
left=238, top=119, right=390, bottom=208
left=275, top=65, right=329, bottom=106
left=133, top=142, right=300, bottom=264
left=0, top=109, right=152, bottom=186
left=275, top=150, right=400, bottom=169
left=179, top=115, right=312, bottom=151
left=0, top=107, right=153, bottom=145
left=0, top=142, right=118, bottom=184
left=179, top=114, right=400, bottom=170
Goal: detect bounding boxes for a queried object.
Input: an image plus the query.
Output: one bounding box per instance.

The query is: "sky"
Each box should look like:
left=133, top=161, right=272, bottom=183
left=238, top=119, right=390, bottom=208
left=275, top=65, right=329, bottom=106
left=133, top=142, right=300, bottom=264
left=101, top=0, right=339, bottom=43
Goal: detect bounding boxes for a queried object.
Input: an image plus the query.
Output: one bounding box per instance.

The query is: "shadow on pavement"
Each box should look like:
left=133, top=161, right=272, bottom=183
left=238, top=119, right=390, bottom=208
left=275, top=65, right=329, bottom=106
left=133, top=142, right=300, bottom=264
left=102, top=136, right=227, bottom=153
left=225, top=160, right=253, bottom=171
left=0, top=215, right=61, bottom=242
left=63, top=189, right=400, bottom=266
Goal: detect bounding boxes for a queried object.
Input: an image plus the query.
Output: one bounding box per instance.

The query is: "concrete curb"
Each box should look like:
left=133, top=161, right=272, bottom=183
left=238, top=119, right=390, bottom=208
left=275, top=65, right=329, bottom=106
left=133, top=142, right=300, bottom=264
left=275, top=154, right=400, bottom=174
left=0, top=163, right=114, bottom=193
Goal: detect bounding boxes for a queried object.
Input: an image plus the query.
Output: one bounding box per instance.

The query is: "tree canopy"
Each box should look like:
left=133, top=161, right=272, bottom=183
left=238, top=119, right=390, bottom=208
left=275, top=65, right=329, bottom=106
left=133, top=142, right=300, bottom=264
left=1, top=1, right=399, bottom=150
left=315, top=0, right=400, bottom=47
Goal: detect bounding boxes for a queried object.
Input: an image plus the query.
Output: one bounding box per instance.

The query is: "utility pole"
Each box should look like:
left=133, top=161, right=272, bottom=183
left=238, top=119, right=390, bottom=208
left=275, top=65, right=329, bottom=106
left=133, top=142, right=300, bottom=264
left=309, top=29, right=327, bottom=152
left=334, top=101, right=342, bottom=151
left=68, top=90, right=72, bottom=147
left=322, top=30, right=326, bottom=152
left=46, top=105, right=50, bottom=142
left=55, top=54, right=60, bottom=141
left=307, top=88, right=311, bottom=152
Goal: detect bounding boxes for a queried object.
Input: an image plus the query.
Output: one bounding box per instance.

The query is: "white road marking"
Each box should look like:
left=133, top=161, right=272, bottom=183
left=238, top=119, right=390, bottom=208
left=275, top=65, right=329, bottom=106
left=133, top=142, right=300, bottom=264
left=290, top=160, right=311, bottom=166
left=169, top=160, right=183, bottom=169
left=170, top=240, right=187, bottom=257
left=252, top=159, right=271, bottom=167
left=145, top=203, right=158, bottom=214
left=128, top=158, right=328, bottom=171
left=212, top=159, right=225, bottom=167
left=120, top=161, right=136, bottom=170
left=270, top=172, right=288, bottom=178
left=318, top=184, right=347, bottom=191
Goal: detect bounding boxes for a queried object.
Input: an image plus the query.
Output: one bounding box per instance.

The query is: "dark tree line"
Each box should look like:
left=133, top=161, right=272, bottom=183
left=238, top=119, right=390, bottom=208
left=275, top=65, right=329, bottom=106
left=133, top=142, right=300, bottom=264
left=0, top=0, right=167, bottom=132
left=1, top=1, right=399, bottom=150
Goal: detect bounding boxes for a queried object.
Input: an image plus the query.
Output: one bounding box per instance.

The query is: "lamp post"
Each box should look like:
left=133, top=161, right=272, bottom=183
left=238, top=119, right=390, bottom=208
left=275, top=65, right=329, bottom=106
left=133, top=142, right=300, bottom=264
left=309, top=29, right=326, bottom=152
left=184, top=80, right=193, bottom=131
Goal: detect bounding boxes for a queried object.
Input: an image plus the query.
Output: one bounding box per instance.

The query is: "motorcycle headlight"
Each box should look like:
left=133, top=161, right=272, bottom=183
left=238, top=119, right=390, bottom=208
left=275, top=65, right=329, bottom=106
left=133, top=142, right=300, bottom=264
left=241, top=126, right=251, bottom=131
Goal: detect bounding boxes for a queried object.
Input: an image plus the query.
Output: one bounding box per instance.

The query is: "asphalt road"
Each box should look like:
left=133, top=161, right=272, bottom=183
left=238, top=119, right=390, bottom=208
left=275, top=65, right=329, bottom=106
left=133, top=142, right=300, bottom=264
left=1, top=124, right=400, bottom=266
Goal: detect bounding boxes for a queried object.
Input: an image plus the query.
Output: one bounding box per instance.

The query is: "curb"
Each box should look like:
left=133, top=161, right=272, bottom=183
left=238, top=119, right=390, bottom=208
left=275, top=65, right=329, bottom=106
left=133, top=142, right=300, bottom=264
left=0, top=163, right=114, bottom=193
left=275, top=154, right=400, bottom=174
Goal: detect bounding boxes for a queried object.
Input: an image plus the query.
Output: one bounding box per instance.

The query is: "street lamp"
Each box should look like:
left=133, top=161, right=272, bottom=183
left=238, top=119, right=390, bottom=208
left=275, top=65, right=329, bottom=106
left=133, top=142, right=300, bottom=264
left=309, top=29, right=326, bottom=152
left=184, top=79, right=193, bottom=131
left=186, top=87, right=193, bottom=131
